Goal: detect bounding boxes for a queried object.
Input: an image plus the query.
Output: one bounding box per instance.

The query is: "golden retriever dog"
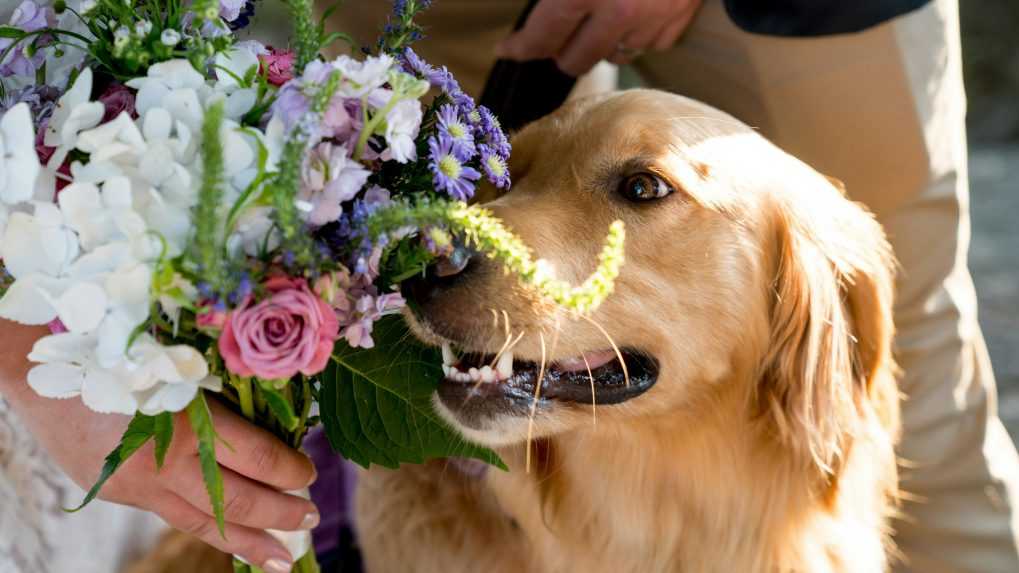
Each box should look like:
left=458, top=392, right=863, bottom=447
left=355, top=89, right=901, bottom=573
left=129, top=89, right=899, bottom=573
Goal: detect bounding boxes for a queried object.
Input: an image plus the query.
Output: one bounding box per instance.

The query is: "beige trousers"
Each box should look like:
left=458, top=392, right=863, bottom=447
left=333, top=1, right=1019, bottom=570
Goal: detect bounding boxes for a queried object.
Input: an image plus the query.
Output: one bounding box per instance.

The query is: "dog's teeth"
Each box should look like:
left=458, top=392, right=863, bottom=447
left=496, top=351, right=514, bottom=379
left=441, top=342, right=455, bottom=366
left=480, top=366, right=495, bottom=383
left=442, top=365, right=452, bottom=377
left=458, top=372, right=471, bottom=383
left=468, top=367, right=480, bottom=381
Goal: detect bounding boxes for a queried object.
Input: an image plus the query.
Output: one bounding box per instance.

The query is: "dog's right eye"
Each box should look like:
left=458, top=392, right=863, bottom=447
left=619, top=173, right=674, bottom=202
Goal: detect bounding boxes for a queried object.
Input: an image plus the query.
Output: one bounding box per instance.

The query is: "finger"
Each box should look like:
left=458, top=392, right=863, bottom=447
left=606, top=21, right=665, bottom=65
left=555, top=4, right=632, bottom=76
left=155, top=493, right=295, bottom=573
left=172, top=461, right=319, bottom=531
left=652, top=3, right=700, bottom=52
left=207, top=399, right=316, bottom=490
left=495, top=0, right=590, bottom=61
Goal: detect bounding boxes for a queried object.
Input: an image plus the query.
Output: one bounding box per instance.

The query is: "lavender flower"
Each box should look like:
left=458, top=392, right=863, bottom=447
left=219, top=0, right=246, bottom=22
left=0, top=1, right=54, bottom=78
left=479, top=144, right=510, bottom=189
left=436, top=104, right=475, bottom=158
left=429, top=135, right=480, bottom=201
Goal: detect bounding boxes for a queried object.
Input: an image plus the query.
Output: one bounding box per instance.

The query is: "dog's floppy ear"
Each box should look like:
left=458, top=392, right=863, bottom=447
left=758, top=184, right=896, bottom=474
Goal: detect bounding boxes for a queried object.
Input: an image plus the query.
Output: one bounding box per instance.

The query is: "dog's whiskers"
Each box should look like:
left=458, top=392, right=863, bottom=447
left=526, top=330, right=548, bottom=474
left=581, top=314, right=629, bottom=387
left=583, top=353, right=597, bottom=426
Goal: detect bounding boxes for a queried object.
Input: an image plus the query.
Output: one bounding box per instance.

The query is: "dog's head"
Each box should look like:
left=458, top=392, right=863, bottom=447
left=406, top=90, right=896, bottom=472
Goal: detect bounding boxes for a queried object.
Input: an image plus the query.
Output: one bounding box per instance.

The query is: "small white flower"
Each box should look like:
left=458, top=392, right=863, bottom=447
left=334, top=54, right=394, bottom=97
left=127, top=60, right=211, bottom=132
left=383, top=99, right=422, bottom=164
left=160, top=28, right=181, bottom=46
left=0, top=103, right=40, bottom=205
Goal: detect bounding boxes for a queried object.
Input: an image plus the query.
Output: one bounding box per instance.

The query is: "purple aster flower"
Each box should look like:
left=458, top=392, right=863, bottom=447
left=436, top=104, right=475, bottom=158
left=270, top=83, right=309, bottom=130
left=0, top=1, right=53, bottom=78
left=479, top=144, right=510, bottom=189
left=477, top=105, right=511, bottom=158
left=429, top=134, right=481, bottom=201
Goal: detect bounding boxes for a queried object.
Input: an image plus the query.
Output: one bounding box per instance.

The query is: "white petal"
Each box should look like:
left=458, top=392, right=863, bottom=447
left=28, top=331, right=96, bottom=363
left=51, top=282, right=108, bottom=333
left=105, top=264, right=152, bottom=306
left=132, top=82, right=171, bottom=116
left=70, top=159, right=125, bottom=184
left=0, top=103, right=40, bottom=204
left=102, top=176, right=133, bottom=208
left=142, top=107, right=173, bottom=141
left=68, top=242, right=132, bottom=278
left=44, top=68, right=94, bottom=147
left=82, top=366, right=138, bottom=414
left=216, top=48, right=259, bottom=89
left=0, top=273, right=62, bottom=324
left=96, top=309, right=143, bottom=368
left=137, top=382, right=198, bottom=415
left=164, top=345, right=209, bottom=383
left=163, top=89, right=204, bottom=133
left=59, top=102, right=105, bottom=145
left=221, top=128, right=255, bottom=175
left=27, top=363, right=85, bottom=399
left=224, top=88, right=257, bottom=120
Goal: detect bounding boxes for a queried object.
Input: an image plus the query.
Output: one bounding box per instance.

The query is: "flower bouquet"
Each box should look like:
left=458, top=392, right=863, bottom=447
left=0, top=0, right=624, bottom=570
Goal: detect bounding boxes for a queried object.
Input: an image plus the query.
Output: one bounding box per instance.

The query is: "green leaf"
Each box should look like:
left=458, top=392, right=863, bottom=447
left=257, top=382, right=300, bottom=432
left=320, top=316, right=505, bottom=470
left=68, top=413, right=155, bottom=512
left=153, top=412, right=175, bottom=470
left=0, top=26, right=24, bottom=39
left=186, top=391, right=226, bottom=537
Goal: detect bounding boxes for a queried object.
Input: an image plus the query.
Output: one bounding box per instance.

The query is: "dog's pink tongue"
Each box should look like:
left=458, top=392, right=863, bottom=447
left=554, top=350, right=618, bottom=373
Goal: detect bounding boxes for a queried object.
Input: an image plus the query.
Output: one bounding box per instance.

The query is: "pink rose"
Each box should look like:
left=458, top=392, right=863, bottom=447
left=260, top=48, right=296, bottom=86
left=219, top=276, right=340, bottom=379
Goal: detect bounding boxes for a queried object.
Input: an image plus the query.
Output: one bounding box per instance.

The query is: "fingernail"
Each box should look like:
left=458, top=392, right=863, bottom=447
left=306, top=464, right=318, bottom=486
left=299, top=510, right=320, bottom=530
left=263, top=558, right=292, bottom=573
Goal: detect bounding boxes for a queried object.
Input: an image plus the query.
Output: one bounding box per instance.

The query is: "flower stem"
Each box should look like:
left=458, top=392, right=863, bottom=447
left=236, top=377, right=255, bottom=420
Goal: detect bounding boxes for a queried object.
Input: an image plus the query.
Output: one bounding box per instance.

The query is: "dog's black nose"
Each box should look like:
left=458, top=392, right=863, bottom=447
left=402, top=238, right=477, bottom=305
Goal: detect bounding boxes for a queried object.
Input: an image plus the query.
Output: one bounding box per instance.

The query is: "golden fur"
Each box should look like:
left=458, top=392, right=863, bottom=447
left=129, top=89, right=900, bottom=573
left=358, top=90, right=900, bottom=573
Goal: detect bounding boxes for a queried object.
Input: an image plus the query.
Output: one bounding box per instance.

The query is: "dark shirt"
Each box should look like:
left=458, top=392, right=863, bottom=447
left=723, top=0, right=932, bottom=36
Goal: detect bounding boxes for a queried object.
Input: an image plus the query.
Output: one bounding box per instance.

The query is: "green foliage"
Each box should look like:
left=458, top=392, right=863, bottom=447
left=186, top=391, right=226, bottom=536
left=286, top=0, right=320, bottom=73
left=320, top=316, right=505, bottom=469
left=69, top=413, right=156, bottom=512
left=368, top=199, right=627, bottom=314
left=256, top=382, right=300, bottom=432
left=153, top=412, right=175, bottom=470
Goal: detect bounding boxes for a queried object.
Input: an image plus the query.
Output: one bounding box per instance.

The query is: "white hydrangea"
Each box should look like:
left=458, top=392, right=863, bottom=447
left=0, top=61, right=269, bottom=415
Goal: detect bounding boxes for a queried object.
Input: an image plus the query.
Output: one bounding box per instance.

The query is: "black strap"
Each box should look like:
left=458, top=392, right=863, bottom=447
left=478, top=0, right=577, bottom=133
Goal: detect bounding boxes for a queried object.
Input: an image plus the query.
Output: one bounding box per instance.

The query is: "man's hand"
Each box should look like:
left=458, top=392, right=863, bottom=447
left=496, top=0, right=702, bottom=77
left=1, top=322, right=317, bottom=573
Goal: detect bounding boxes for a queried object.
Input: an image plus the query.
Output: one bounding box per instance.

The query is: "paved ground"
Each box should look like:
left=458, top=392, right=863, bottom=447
left=970, top=144, right=1019, bottom=441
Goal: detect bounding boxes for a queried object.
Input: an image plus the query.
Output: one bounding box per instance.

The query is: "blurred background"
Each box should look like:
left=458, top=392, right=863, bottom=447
left=254, top=1, right=1018, bottom=438
left=960, top=3, right=1019, bottom=442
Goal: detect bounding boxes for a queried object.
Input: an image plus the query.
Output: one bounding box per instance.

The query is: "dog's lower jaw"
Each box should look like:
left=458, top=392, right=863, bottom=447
left=357, top=380, right=896, bottom=573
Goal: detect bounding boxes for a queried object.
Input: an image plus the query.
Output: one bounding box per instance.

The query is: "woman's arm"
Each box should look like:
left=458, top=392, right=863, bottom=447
left=0, top=320, right=317, bottom=573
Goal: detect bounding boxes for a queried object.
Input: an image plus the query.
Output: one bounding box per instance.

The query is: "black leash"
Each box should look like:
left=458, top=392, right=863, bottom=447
left=478, top=0, right=578, bottom=132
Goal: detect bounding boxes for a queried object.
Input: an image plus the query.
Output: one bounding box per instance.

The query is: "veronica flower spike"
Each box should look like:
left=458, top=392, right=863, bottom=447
left=429, top=134, right=481, bottom=201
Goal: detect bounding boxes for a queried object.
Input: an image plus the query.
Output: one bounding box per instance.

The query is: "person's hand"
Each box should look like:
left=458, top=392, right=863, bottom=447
left=1, top=323, right=317, bottom=573
left=496, top=0, right=702, bottom=76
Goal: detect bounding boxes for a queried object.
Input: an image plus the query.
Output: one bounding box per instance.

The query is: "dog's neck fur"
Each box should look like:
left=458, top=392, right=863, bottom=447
left=486, top=380, right=888, bottom=573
